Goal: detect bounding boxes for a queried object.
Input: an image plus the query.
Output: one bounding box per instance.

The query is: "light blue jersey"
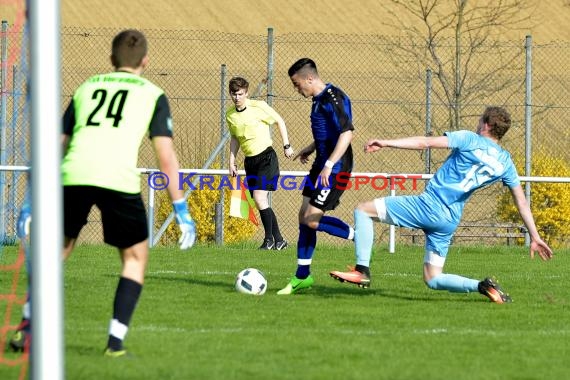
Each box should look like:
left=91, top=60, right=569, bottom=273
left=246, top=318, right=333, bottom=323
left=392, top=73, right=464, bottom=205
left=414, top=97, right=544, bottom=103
left=426, top=130, right=520, bottom=219
left=385, top=130, right=520, bottom=256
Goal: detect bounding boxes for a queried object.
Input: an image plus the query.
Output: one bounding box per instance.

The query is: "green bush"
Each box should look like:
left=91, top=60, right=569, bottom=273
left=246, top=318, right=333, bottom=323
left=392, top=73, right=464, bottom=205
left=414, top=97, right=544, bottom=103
left=497, top=154, right=570, bottom=247
left=154, top=175, right=257, bottom=245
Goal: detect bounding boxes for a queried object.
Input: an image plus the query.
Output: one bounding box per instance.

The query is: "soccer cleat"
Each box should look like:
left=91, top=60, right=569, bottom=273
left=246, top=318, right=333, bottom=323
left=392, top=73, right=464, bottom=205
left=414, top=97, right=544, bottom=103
left=258, top=238, right=274, bottom=250
left=274, top=240, right=288, bottom=251
left=104, top=348, right=129, bottom=358
left=8, top=330, right=30, bottom=353
left=330, top=266, right=371, bottom=288
left=478, top=277, right=512, bottom=304
left=277, top=275, right=314, bottom=295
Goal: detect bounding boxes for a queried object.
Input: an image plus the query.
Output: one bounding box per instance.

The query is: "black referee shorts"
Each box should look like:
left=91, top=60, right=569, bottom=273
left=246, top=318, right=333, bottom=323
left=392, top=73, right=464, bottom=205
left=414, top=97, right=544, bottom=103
left=243, top=147, right=280, bottom=194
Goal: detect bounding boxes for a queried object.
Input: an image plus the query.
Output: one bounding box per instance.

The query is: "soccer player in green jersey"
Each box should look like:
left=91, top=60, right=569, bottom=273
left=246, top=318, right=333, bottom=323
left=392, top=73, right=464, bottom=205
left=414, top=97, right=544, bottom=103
left=226, top=76, right=294, bottom=250
left=60, top=29, right=195, bottom=357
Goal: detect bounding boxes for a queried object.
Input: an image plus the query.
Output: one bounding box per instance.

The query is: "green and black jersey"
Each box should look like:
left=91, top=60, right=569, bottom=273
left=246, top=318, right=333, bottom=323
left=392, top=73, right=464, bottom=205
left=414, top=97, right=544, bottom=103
left=62, top=71, right=173, bottom=194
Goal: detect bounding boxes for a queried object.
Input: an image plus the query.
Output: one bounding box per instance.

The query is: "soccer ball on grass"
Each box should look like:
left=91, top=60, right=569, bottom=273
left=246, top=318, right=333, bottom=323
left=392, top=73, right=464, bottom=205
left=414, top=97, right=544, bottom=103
left=235, top=268, right=267, bottom=295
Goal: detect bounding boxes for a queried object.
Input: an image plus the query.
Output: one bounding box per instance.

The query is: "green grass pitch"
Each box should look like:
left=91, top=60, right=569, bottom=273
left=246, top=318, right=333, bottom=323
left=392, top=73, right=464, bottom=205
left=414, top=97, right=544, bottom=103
left=1, top=242, right=569, bottom=379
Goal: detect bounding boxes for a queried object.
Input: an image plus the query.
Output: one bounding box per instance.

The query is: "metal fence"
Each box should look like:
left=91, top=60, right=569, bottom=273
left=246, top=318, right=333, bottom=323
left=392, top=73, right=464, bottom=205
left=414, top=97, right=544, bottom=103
left=2, top=25, right=570, bottom=246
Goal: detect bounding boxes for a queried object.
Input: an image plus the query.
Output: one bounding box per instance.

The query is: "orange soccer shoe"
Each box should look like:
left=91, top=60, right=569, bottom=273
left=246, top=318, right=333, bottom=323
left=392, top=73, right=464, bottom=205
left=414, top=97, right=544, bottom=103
left=330, top=266, right=371, bottom=289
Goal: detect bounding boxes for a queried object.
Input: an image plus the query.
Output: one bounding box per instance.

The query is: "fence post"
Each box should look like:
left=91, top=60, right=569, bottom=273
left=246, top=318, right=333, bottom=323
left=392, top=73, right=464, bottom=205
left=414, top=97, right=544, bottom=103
left=10, top=64, right=18, bottom=236
left=266, top=27, right=274, bottom=108
left=524, top=35, right=532, bottom=247
left=215, top=202, right=223, bottom=245
left=388, top=176, right=396, bottom=254
left=148, top=181, right=155, bottom=245
left=216, top=64, right=228, bottom=245
left=0, top=20, right=8, bottom=242
left=266, top=27, right=275, bottom=210
left=425, top=68, right=432, bottom=174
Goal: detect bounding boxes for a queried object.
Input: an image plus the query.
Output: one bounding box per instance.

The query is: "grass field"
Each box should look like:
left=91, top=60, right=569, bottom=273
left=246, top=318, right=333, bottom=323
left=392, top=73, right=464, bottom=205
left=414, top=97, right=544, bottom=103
left=1, top=242, right=569, bottom=380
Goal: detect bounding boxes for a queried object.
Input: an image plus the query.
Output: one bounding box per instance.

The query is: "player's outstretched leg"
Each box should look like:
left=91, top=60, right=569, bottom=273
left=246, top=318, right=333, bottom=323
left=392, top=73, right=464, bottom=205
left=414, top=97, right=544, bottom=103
left=478, top=277, right=512, bottom=303
left=278, top=224, right=316, bottom=295
left=330, top=209, right=373, bottom=288
left=8, top=319, right=31, bottom=353
left=330, top=265, right=371, bottom=288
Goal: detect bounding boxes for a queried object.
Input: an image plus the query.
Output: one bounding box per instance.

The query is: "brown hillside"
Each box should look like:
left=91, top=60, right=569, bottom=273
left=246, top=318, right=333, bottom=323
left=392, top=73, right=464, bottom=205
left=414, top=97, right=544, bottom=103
left=59, top=0, right=570, bottom=42
left=2, top=1, right=569, bottom=41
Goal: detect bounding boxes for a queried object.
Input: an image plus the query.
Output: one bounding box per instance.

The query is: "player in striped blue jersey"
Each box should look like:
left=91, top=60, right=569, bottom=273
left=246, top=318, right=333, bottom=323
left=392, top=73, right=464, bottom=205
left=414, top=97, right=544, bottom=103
left=278, top=58, right=355, bottom=295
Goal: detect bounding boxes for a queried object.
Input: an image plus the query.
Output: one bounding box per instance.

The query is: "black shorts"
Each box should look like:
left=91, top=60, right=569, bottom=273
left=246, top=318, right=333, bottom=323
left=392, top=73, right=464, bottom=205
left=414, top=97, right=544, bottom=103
left=64, top=185, right=148, bottom=249
left=302, top=168, right=351, bottom=211
left=244, top=147, right=280, bottom=193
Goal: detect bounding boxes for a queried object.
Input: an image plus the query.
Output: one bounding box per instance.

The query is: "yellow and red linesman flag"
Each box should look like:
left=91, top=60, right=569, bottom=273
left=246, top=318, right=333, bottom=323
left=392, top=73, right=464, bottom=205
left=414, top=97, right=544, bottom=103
left=229, top=176, right=259, bottom=226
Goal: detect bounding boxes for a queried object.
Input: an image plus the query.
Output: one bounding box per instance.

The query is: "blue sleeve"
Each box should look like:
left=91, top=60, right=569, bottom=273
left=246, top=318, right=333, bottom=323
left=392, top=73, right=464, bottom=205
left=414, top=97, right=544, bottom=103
left=327, top=86, right=354, bottom=133
left=444, top=130, right=476, bottom=150
left=502, top=158, right=521, bottom=188
left=333, top=92, right=354, bottom=133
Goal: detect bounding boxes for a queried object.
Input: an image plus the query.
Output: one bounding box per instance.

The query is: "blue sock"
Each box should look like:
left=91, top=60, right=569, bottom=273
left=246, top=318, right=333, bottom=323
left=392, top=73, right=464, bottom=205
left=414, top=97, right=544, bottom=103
left=426, top=274, right=479, bottom=293
left=296, top=224, right=316, bottom=279
left=316, top=216, right=352, bottom=239
left=354, top=209, right=374, bottom=267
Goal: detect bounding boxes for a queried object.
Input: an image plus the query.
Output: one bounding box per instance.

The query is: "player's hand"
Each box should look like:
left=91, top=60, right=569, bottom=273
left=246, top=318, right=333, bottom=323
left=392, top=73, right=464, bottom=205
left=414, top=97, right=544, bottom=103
left=319, top=167, right=332, bottom=188
left=229, top=164, right=238, bottom=177
left=529, top=238, right=553, bottom=261
left=173, top=199, right=196, bottom=250
left=364, top=139, right=383, bottom=153
left=293, top=146, right=313, bottom=164
left=284, top=146, right=294, bottom=159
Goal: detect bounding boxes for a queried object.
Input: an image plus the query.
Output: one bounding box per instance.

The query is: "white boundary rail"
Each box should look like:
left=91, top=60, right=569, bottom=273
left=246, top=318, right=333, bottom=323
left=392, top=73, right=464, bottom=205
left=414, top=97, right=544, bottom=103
left=4, top=166, right=570, bottom=251
left=140, top=168, right=570, bottom=251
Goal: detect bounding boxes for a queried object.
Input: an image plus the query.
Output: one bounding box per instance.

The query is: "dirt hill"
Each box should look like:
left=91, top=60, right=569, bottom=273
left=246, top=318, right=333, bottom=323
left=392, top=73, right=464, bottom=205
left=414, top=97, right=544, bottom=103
left=2, top=1, right=569, bottom=41
left=59, top=0, right=570, bottom=42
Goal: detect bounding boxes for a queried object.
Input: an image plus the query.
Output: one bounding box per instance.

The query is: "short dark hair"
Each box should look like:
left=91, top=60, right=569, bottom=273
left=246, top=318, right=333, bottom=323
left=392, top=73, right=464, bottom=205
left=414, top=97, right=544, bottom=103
left=288, top=58, right=318, bottom=77
left=111, top=29, right=147, bottom=69
left=482, top=106, right=511, bottom=140
left=228, top=77, right=249, bottom=94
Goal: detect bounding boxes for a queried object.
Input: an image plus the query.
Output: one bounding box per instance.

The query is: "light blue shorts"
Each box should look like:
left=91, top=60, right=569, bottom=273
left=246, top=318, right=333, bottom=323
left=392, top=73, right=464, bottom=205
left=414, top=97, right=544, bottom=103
left=383, top=194, right=459, bottom=257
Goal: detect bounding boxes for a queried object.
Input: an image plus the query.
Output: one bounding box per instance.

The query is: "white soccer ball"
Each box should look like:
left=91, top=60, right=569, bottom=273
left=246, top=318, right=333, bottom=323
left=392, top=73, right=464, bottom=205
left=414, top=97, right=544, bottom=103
left=235, top=268, right=267, bottom=295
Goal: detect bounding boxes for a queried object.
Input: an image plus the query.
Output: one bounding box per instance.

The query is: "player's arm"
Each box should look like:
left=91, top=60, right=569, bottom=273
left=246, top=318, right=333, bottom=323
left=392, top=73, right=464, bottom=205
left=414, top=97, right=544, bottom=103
left=328, top=130, right=353, bottom=162
left=152, top=136, right=184, bottom=202
left=319, top=130, right=353, bottom=188
left=61, top=99, right=75, bottom=156
left=509, top=184, right=553, bottom=260
left=150, top=94, right=195, bottom=249
left=365, top=135, right=449, bottom=153
left=319, top=89, right=356, bottom=186
left=229, top=136, right=240, bottom=177
left=272, top=112, right=294, bottom=159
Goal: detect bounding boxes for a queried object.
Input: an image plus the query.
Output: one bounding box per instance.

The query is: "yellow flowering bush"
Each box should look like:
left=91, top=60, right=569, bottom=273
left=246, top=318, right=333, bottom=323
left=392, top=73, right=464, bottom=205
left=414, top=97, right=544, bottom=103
left=153, top=173, right=257, bottom=245
left=497, top=154, right=570, bottom=247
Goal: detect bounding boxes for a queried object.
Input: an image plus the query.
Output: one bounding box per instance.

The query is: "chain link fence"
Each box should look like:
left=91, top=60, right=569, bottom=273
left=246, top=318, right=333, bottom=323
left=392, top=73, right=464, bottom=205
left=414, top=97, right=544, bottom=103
left=2, top=25, right=569, bottom=246
left=0, top=21, right=29, bottom=244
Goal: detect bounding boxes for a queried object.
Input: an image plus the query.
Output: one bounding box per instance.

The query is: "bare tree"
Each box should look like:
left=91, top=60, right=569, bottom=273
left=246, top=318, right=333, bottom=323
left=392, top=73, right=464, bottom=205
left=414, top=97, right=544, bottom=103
left=383, top=0, right=534, bottom=130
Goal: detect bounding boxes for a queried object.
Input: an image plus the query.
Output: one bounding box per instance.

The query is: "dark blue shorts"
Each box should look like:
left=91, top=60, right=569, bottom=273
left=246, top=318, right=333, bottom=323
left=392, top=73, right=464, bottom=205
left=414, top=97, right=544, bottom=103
left=302, top=168, right=351, bottom=211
